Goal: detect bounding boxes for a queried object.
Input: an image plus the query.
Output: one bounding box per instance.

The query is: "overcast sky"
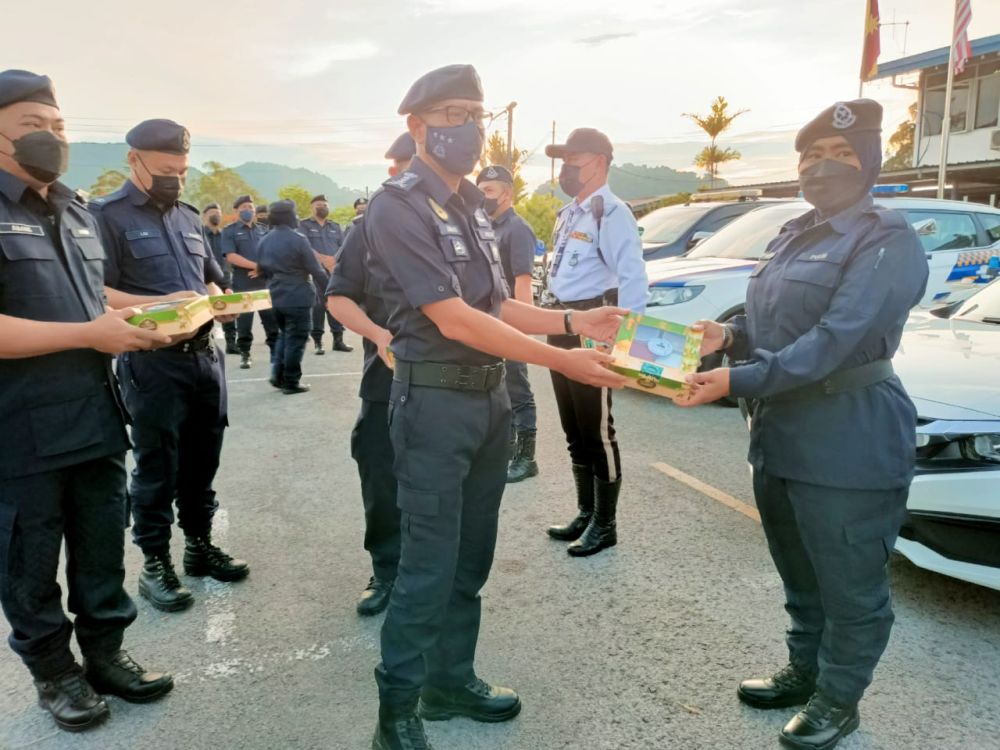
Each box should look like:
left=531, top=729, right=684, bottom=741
left=7, top=0, right=1000, bottom=190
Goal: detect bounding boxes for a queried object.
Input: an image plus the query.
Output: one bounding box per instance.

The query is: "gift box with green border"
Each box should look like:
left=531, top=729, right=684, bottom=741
left=208, top=290, right=272, bottom=316
left=584, top=312, right=703, bottom=398
left=126, top=296, right=213, bottom=335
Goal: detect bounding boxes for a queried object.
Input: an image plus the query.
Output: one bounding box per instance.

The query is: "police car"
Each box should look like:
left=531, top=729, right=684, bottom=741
left=645, top=195, right=1000, bottom=342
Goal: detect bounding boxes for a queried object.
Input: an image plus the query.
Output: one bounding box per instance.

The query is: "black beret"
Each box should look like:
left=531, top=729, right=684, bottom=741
left=0, top=69, right=58, bottom=110
left=795, top=99, right=883, bottom=153
left=476, top=165, right=513, bottom=186
left=545, top=128, right=613, bottom=160
left=310, top=194, right=327, bottom=204
left=385, top=132, right=416, bottom=161
left=126, top=118, right=191, bottom=155
left=353, top=198, right=368, bottom=209
left=268, top=200, right=295, bottom=217
left=233, top=194, right=253, bottom=209
left=202, top=202, right=220, bottom=213
left=255, top=205, right=269, bottom=213
left=397, top=64, right=483, bottom=115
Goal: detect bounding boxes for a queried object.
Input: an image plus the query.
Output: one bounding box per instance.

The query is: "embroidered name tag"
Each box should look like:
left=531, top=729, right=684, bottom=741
left=570, top=231, right=593, bottom=243
left=0, top=222, right=44, bottom=236
left=808, top=252, right=829, bottom=261
left=71, top=227, right=94, bottom=238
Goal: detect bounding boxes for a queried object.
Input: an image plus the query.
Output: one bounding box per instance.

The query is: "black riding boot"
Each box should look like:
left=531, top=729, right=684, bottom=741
left=546, top=464, right=594, bottom=541
left=568, top=475, right=620, bottom=557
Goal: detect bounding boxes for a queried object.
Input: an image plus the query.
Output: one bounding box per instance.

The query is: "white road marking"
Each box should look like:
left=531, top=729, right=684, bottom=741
left=227, top=371, right=362, bottom=384
left=652, top=461, right=761, bottom=523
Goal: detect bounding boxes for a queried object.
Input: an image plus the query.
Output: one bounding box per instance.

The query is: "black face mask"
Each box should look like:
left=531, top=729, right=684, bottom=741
left=136, top=154, right=183, bottom=205
left=207, top=214, right=221, bottom=227
left=315, top=206, right=329, bottom=219
left=799, top=159, right=867, bottom=216
left=558, top=163, right=583, bottom=198
left=1, top=130, right=69, bottom=184
left=483, top=197, right=500, bottom=216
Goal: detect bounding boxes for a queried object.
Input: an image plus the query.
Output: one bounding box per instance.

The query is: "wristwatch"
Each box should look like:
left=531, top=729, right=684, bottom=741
left=721, top=324, right=733, bottom=350
left=564, top=311, right=574, bottom=335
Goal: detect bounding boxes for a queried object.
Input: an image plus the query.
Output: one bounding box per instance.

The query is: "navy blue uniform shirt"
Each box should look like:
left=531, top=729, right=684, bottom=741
left=326, top=214, right=393, bottom=402
left=492, top=207, right=535, bottom=293
left=220, top=220, right=268, bottom=291
left=728, top=196, right=929, bottom=490
left=91, top=179, right=224, bottom=296
left=298, top=217, right=343, bottom=256
left=257, top=225, right=329, bottom=308
left=205, top=226, right=228, bottom=275
left=0, top=170, right=128, bottom=479
left=363, top=156, right=508, bottom=366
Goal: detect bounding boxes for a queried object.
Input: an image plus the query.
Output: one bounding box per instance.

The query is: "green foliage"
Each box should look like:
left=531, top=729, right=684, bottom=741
left=535, top=164, right=714, bottom=202
left=185, top=161, right=264, bottom=214
left=884, top=103, right=917, bottom=171
left=88, top=168, right=128, bottom=198
left=694, top=145, right=741, bottom=176
left=515, top=191, right=564, bottom=250
left=277, top=185, right=313, bottom=218
left=330, top=205, right=357, bottom=227
left=684, top=96, right=747, bottom=187
left=481, top=131, right=528, bottom=203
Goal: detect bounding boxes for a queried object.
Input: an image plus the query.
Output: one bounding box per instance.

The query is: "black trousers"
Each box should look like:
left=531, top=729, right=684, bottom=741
left=118, top=347, right=228, bottom=554
left=311, top=302, right=344, bottom=339
left=350, top=399, right=400, bottom=582
left=0, top=454, right=137, bottom=679
left=754, top=470, right=908, bottom=705
left=376, top=379, right=510, bottom=708
left=271, top=306, right=312, bottom=387
left=236, top=308, right=278, bottom=355
left=547, top=334, right=621, bottom=481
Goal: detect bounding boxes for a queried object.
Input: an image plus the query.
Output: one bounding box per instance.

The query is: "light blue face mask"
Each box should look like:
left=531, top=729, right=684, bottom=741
left=239, top=209, right=254, bottom=223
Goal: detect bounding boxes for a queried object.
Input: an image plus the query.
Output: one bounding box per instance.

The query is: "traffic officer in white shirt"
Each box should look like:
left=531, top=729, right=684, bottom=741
left=541, top=128, right=647, bottom=557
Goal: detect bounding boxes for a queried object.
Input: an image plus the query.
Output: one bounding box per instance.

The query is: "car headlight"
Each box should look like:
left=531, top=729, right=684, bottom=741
left=916, top=422, right=1000, bottom=466
left=960, top=434, right=1000, bottom=463
left=647, top=285, right=705, bottom=307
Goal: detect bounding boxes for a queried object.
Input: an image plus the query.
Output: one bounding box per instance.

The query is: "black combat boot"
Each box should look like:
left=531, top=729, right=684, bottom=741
left=314, top=338, right=325, bottom=355
left=567, top=475, right=620, bottom=557
left=780, top=692, right=860, bottom=749
left=419, top=678, right=521, bottom=723
left=332, top=331, right=354, bottom=352
left=224, top=336, right=239, bottom=355
left=546, top=464, right=594, bottom=541
left=357, top=577, right=394, bottom=616
left=372, top=702, right=434, bottom=750
left=239, top=352, right=252, bottom=369
left=84, top=650, right=173, bottom=704
left=138, top=552, right=193, bottom=612
left=506, top=431, right=539, bottom=483
left=282, top=382, right=311, bottom=395
left=738, top=662, right=818, bottom=709
left=183, top=534, right=250, bottom=582
left=35, top=666, right=109, bottom=732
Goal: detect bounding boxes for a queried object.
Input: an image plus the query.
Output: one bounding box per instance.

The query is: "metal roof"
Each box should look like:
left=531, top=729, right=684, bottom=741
left=873, top=34, right=1000, bottom=80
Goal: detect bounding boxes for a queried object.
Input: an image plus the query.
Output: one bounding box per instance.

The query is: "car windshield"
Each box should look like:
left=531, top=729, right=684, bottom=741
left=638, top=205, right=714, bottom=245
left=952, top=279, right=1000, bottom=324
left=686, top=205, right=809, bottom=260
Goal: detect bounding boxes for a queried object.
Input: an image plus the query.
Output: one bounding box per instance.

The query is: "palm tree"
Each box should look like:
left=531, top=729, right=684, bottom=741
left=683, top=96, right=748, bottom=188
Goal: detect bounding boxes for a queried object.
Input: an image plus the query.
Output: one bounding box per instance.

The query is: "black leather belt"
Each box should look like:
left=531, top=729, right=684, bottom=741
left=394, top=360, right=506, bottom=392
left=767, top=359, right=894, bottom=404
left=162, top=334, right=214, bottom=354
left=539, top=289, right=618, bottom=311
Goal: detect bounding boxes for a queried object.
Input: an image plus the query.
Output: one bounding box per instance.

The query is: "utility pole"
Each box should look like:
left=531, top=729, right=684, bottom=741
left=550, top=121, right=556, bottom=185
left=504, top=101, right=517, bottom=171
left=937, top=0, right=960, bottom=199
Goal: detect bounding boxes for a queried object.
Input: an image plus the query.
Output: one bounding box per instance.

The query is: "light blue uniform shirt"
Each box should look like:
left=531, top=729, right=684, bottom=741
left=547, top=183, right=647, bottom=312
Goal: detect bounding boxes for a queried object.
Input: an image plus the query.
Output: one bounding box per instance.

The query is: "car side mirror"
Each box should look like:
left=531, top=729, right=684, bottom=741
left=687, top=230, right=714, bottom=249
left=911, top=218, right=937, bottom=237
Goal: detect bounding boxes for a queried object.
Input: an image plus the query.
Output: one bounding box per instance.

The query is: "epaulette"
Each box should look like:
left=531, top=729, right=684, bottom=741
left=177, top=199, right=200, bottom=216
left=86, top=187, right=128, bottom=210
left=383, top=171, right=421, bottom=192
left=871, top=204, right=909, bottom=230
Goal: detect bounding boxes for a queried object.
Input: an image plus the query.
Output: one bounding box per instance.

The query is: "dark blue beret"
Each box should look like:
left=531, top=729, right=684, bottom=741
left=476, top=165, right=513, bottom=185
left=354, top=197, right=368, bottom=209
left=268, top=200, right=295, bottom=217
left=255, top=204, right=269, bottom=213
left=202, top=202, right=220, bottom=213
left=126, top=118, right=191, bottom=155
left=385, top=132, right=416, bottom=161
left=0, top=69, right=58, bottom=110
left=310, top=194, right=327, bottom=204
left=397, top=64, right=483, bottom=115
left=233, top=194, right=253, bottom=209
left=545, top=128, right=613, bottom=159
left=795, top=99, right=883, bottom=153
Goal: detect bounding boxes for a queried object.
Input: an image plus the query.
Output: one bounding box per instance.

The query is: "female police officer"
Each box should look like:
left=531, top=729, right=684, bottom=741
left=677, top=100, right=928, bottom=750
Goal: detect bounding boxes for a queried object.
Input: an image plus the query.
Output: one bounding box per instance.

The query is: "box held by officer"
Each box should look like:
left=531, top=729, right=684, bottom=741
left=126, top=296, right=214, bottom=335
left=207, top=290, right=272, bottom=315
left=585, top=312, right=703, bottom=397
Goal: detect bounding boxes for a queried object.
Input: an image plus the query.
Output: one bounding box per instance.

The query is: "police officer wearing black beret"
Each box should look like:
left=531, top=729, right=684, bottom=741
left=326, top=133, right=414, bottom=617
left=299, top=193, right=352, bottom=354
left=222, top=194, right=278, bottom=368
left=680, top=100, right=928, bottom=750
left=362, top=63, right=627, bottom=750
left=475, top=165, right=540, bottom=483
left=203, top=201, right=238, bottom=354
left=0, top=70, right=175, bottom=732
left=91, top=118, right=250, bottom=614
left=257, top=200, right=329, bottom=393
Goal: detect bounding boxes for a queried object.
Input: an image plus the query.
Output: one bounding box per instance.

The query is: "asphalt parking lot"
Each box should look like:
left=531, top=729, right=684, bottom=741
left=2, top=332, right=999, bottom=750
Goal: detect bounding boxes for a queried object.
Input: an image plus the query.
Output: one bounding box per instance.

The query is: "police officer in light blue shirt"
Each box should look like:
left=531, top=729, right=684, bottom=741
left=679, top=100, right=928, bottom=750
left=542, top=127, right=647, bottom=557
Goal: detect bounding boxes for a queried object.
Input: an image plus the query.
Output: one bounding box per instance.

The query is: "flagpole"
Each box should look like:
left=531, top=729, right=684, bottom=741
left=936, top=0, right=960, bottom=199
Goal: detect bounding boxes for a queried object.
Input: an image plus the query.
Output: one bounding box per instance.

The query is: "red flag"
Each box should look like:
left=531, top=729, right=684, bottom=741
left=953, top=0, right=973, bottom=74
left=860, top=0, right=881, bottom=82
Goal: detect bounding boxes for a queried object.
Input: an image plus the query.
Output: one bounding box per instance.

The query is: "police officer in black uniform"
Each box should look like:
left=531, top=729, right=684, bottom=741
left=0, top=70, right=174, bottom=732
left=298, top=193, right=352, bottom=354
left=222, top=194, right=278, bottom=369
left=92, top=119, right=250, bottom=614
left=255, top=203, right=270, bottom=229
left=679, top=100, right=928, bottom=750
left=362, top=64, right=627, bottom=750
left=475, top=165, right=541, bottom=483
left=203, top=201, right=238, bottom=354
left=326, top=132, right=415, bottom=617
left=257, top=199, right=329, bottom=394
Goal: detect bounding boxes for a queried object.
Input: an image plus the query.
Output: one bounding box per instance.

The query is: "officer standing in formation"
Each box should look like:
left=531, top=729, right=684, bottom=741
left=363, top=64, right=627, bottom=750
left=257, top=199, right=329, bottom=394
left=92, top=118, right=250, bottom=614
left=299, top=193, right=352, bottom=354
left=255, top=203, right=270, bottom=228
left=202, top=201, right=238, bottom=354
left=475, top=165, right=540, bottom=483
left=0, top=69, right=175, bottom=732
left=542, top=128, right=648, bottom=557
left=222, top=194, right=278, bottom=369
left=679, top=100, right=928, bottom=750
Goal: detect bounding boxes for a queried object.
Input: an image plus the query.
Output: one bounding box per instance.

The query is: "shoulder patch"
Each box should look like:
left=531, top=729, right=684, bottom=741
left=383, top=171, right=421, bottom=192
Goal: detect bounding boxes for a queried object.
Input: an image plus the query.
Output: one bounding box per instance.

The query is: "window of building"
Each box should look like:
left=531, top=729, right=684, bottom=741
left=922, top=80, right=971, bottom=136
left=974, top=62, right=1000, bottom=130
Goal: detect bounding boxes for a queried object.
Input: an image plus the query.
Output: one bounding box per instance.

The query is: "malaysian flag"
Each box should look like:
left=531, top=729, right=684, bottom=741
left=952, top=0, right=973, bottom=74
